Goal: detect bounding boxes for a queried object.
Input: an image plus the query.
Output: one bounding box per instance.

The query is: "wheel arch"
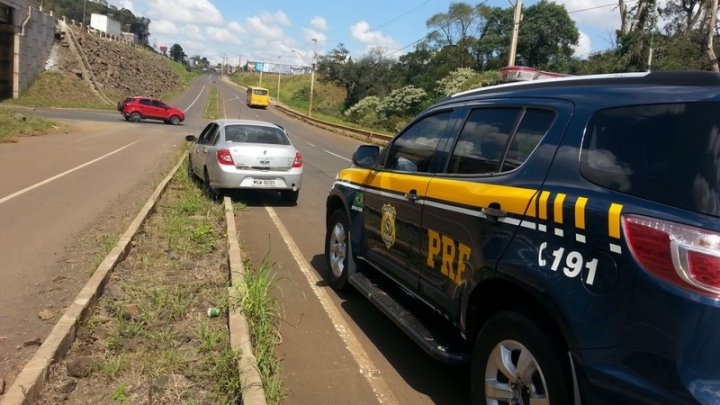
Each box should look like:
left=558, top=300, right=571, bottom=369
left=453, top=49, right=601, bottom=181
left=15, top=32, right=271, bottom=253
left=326, top=192, right=350, bottom=227
left=464, top=278, right=576, bottom=355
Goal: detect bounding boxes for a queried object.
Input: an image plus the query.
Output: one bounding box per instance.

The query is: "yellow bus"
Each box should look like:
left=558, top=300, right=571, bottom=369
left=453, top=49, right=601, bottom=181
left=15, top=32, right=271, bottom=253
left=247, top=86, right=270, bottom=108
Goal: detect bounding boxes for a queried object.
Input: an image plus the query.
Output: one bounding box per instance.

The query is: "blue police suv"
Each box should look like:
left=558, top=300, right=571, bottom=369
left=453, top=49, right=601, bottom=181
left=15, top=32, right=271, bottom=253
left=325, top=71, right=720, bottom=404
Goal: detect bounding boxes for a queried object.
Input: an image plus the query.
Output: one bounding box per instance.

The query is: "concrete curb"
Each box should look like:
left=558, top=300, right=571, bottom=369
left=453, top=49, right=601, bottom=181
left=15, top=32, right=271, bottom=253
left=224, top=197, right=267, bottom=405
left=1, top=157, right=267, bottom=405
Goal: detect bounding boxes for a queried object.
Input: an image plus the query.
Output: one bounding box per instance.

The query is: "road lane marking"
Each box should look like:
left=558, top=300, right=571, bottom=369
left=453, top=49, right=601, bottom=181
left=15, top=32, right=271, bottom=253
left=0, top=141, right=140, bottom=205
left=265, top=206, right=399, bottom=405
left=324, top=149, right=351, bottom=162
left=306, top=142, right=316, bottom=147
left=183, top=78, right=211, bottom=112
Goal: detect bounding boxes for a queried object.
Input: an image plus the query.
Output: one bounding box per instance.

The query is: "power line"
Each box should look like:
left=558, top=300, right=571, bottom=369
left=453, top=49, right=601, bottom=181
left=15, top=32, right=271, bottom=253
left=567, top=0, right=641, bottom=14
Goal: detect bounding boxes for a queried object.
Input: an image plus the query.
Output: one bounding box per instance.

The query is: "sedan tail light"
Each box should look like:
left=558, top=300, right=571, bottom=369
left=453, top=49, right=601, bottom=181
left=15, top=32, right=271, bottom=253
left=623, top=214, right=720, bottom=297
left=217, top=149, right=235, bottom=166
left=292, top=152, right=303, bottom=168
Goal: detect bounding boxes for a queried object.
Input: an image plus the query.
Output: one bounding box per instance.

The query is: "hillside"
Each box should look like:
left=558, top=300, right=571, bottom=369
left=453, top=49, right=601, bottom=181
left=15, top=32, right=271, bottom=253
left=13, top=24, right=190, bottom=109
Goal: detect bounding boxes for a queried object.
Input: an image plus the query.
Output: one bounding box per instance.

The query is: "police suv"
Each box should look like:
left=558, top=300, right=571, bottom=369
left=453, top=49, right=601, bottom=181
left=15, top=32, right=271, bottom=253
left=324, top=71, right=720, bottom=404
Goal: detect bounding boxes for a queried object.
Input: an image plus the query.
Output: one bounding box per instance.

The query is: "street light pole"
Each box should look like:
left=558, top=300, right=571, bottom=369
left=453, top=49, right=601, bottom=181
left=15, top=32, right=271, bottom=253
left=276, top=57, right=282, bottom=103
left=308, top=38, right=317, bottom=117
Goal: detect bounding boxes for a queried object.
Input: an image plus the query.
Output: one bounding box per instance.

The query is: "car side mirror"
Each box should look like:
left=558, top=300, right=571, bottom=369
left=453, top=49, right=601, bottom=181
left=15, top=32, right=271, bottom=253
left=185, top=135, right=197, bottom=142
left=352, top=145, right=379, bottom=168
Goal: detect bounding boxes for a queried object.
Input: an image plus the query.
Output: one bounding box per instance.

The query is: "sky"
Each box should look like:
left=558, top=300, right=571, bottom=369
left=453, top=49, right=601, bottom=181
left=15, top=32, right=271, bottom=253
left=112, top=0, right=627, bottom=67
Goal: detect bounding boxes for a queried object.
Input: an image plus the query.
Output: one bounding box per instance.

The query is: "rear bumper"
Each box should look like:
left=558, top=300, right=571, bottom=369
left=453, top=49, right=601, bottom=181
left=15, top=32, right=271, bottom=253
left=209, top=166, right=302, bottom=191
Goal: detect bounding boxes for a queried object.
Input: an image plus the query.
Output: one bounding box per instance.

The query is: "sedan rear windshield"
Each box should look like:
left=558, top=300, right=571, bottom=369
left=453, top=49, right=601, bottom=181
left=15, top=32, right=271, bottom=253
left=580, top=102, right=720, bottom=217
left=224, top=125, right=290, bottom=145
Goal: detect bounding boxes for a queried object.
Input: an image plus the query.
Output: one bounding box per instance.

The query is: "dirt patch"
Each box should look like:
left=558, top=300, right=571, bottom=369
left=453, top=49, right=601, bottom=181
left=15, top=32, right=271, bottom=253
left=34, top=166, right=241, bottom=404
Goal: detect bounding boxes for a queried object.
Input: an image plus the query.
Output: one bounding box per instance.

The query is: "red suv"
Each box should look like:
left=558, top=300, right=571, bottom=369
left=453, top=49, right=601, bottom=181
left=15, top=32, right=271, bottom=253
left=117, top=96, right=185, bottom=125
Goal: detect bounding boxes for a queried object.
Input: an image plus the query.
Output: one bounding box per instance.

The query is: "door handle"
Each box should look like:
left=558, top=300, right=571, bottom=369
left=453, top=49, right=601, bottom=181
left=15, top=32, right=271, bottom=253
left=404, top=189, right=420, bottom=202
left=482, top=206, right=507, bottom=219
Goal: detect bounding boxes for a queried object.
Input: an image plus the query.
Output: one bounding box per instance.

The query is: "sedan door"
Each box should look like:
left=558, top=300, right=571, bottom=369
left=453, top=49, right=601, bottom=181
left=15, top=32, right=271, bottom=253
left=190, top=123, right=219, bottom=176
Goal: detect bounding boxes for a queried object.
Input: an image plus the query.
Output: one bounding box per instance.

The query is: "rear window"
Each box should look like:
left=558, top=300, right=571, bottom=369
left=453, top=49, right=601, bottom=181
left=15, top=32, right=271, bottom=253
left=224, top=125, right=290, bottom=145
left=580, top=102, right=720, bottom=217
left=253, top=89, right=268, bottom=96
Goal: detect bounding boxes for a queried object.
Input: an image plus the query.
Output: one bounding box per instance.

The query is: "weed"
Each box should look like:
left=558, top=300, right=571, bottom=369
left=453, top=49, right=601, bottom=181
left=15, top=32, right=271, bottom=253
left=97, top=354, right=129, bottom=379
left=111, top=383, right=129, bottom=404
left=234, top=253, right=285, bottom=403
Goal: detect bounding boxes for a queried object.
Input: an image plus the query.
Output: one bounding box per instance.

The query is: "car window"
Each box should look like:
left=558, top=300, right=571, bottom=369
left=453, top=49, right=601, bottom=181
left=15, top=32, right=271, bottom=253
left=503, top=109, right=555, bottom=171
left=384, top=111, right=452, bottom=173
left=446, top=108, right=552, bottom=175
left=198, top=123, right=218, bottom=145
left=447, top=108, right=519, bottom=174
left=205, top=126, right=221, bottom=145
left=580, top=102, right=720, bottom=217
left=140, top=99, right=152, bottom=106
left=226, top=126, right=290, bottom=145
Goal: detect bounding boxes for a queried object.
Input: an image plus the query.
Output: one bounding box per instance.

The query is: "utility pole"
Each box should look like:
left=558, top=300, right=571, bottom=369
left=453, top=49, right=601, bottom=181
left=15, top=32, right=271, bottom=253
left=276, top=57, right=282, bottom=103
left=309, top=38, right=317, bottom=117
left=508, top=0, right=522, bottom=66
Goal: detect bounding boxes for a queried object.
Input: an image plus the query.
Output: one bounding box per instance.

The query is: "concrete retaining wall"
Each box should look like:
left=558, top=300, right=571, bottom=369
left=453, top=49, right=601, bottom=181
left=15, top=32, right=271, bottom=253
left=15, top=6, right=55, bottom=97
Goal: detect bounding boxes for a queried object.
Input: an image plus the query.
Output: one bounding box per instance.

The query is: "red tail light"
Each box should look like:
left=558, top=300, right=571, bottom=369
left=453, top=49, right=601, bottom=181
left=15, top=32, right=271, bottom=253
left=623, top=214, right=720, bottom=297
left=292, top=152, right=303, bottom=168
left=216, top=149, right=234, bottom=166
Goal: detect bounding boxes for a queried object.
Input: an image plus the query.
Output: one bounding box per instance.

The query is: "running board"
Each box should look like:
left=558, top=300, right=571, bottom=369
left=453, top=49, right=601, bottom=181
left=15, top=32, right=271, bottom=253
left=349, top=272, right=469, bottom=365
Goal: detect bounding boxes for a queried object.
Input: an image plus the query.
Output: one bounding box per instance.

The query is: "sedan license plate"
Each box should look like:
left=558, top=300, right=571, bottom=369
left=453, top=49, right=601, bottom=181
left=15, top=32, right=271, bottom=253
left=253, top=179, right=276, bottom=187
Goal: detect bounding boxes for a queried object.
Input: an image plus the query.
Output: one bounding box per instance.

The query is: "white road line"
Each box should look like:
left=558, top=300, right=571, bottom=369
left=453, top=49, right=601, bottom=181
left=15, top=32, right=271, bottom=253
left=265, top=206, right=399, bottom=405
left=324, top=149, right=351, bottom=162
left=184, top=81, right=209, bottom=112
left=0, top=141, right=141, bottom=205
left=306, top=142, right=316, bottom=147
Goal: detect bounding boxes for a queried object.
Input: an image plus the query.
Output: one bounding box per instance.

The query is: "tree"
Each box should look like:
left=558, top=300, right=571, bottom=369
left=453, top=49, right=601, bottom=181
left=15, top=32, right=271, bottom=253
left=170, top=44, right=184, bottom=63
left=317, top=45, right=395, bottom=108
left=514, top=1, right=579, bottom=70
left=473, top=6, right=514, bottom=70
left=704, top=0, right=719, bottom=71
left=425, top=2, right=481, bottom=68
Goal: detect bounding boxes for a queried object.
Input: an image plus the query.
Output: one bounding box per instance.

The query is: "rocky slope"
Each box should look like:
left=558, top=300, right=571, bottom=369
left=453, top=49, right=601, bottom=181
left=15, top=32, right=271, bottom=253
left=46, top=24, right=181, bottom=101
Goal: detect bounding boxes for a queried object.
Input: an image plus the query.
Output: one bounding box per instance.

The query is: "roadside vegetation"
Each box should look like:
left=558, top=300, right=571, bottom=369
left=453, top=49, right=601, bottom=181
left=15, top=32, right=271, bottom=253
left=203, top=86, right=221, bottom=119
left=36, top=153, right=286, bottom=404
left=0, top=107, right=57, bottom=143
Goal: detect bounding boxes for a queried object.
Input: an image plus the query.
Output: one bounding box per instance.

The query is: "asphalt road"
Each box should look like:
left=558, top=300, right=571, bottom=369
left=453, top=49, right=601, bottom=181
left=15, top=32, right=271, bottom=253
left=0, top=74, right=470, bottom=403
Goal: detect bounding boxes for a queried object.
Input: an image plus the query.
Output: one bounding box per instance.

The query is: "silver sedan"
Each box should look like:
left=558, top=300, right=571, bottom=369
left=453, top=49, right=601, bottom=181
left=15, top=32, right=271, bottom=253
left=186, top=119, right=303, bottom=203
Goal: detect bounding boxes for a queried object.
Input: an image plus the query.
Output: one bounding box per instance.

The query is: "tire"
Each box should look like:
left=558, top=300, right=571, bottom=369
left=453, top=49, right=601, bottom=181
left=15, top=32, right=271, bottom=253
left=471, top=311, right=571, bottom=405
left=186, top=156, right=195, bottom=180
left=325, top=210, right=351, bottom=290
left=203, top=168, right=220, bottom=201
left=129, top=112, right=141, bottom=122
left=169, top=115, right=181, bottom=125
left=281, top=189, right=299, bottom=204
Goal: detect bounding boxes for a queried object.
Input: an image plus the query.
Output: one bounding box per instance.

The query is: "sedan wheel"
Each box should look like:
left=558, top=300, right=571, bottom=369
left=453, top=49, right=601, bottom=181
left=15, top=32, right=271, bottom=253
left=471, top=311, right=571, bottom=405
left=203, top=169, right=219, bottom=201
left=324, top=210, right=350, bottom=290
left=169, top=115, right=181, bottom=125
left=186, top=156, right=195, bottom=180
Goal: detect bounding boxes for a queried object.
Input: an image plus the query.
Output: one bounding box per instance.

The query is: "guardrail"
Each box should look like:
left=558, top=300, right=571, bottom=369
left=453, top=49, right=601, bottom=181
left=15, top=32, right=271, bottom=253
left=274, top=104, right=393, bottom=144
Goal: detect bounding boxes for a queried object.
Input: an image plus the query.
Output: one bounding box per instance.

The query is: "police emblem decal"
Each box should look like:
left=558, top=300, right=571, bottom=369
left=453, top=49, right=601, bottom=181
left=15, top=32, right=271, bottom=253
left=381, top=204, right=396, bottom=250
